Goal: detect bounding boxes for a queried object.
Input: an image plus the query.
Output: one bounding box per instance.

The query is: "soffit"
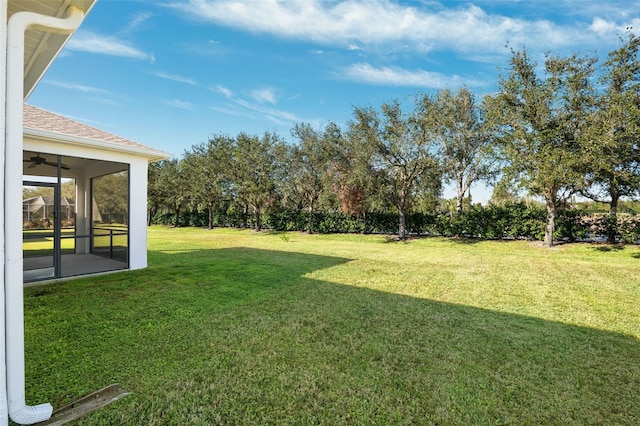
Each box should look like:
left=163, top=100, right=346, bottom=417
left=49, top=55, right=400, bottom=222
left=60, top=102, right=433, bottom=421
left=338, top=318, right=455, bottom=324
left=7, top=0, right=96, bottom=99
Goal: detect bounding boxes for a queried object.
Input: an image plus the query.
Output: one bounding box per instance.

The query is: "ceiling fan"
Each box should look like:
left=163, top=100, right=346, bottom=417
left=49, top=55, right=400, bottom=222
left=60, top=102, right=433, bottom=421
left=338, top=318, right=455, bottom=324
left=23, top=154, right=70, bottom=170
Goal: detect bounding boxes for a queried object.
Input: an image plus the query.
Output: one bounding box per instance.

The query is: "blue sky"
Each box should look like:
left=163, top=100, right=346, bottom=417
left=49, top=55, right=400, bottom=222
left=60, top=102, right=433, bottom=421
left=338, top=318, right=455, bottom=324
left=28, top=0, right=640, bottom=201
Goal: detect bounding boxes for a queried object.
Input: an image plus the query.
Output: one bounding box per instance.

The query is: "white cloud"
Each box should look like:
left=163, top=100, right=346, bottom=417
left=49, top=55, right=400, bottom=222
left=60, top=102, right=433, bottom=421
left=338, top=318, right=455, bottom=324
left=67, top=31, right=155, bottom=62
left=44, top=80, right=128, bottom=106
left=45, top=80, right=112, bottom=95
left=122, top=11, right=154, bottom=33
left=167, top=0, right=594, bottom=54
left=151, top=71, right=197, bottom=85
left=209, top=83, right=316, bottom=126
left=210, top=104, right=255, bottom=119
left=341, top=63, right=485, bottom=89
left=165, top=99, right=193, bottom=110
left=211, top=85, right=234, bottom=98
left=590, top=17, right=618, bottom=34
left=590, top=16, right=640, bottom=36
left=250, top=87, right=279, bottom=105
left=234, top=99, right=300, bottom=124
left=185, top=39, right=230, bottom=57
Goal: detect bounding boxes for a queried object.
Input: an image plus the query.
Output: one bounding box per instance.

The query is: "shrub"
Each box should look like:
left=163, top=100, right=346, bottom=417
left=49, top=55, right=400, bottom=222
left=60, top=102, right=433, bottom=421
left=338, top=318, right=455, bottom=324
left=149, top=204, right=639, bottom=244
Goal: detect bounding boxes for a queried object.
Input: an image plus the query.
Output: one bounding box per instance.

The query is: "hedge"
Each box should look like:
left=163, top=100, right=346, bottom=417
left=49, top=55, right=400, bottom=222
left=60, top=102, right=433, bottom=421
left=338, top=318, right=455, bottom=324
left=151, top=202, right=640, bottom=243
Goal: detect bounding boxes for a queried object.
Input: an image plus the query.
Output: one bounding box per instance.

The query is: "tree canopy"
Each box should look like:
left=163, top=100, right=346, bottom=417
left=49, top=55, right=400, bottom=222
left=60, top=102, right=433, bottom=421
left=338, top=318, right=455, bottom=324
left=148, top=36, right=640, bottom=246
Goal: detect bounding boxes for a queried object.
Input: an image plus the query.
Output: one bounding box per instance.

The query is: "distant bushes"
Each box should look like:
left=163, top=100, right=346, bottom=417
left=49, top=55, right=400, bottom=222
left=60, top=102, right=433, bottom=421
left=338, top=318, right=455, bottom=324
left=151, top=202, right=640, bottom=243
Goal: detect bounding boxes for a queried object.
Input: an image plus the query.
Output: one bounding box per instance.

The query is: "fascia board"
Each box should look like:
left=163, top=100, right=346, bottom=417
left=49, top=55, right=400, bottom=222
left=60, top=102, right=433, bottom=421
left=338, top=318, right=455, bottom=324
left=24, top=126, right=171, bottom=162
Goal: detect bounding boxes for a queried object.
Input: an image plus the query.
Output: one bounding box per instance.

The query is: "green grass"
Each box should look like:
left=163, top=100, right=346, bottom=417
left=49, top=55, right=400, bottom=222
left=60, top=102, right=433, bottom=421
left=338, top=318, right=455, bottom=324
left=23, top=229, right=76, bottom=257
left=22, top=227, right=640, bottom=425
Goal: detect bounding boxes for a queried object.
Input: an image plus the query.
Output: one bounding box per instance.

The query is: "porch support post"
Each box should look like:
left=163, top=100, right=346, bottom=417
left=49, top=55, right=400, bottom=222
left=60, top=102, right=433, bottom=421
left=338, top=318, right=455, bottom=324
left=75, top=175, right=90, bottom=254
left=129, top=160, right=148, bottom=270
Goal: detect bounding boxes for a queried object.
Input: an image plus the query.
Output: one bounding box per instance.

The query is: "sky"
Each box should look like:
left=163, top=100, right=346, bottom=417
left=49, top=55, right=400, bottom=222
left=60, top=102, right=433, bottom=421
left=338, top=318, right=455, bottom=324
left=28, top=0, right=640, bottom=202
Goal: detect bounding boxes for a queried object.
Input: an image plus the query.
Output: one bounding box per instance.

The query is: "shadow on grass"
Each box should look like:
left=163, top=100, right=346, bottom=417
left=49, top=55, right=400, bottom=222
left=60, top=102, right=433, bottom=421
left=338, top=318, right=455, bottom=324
left=592, top=244, right=626, bottom=252
left=24, top=247, right=640, bottom=425
left=448, top=236, right=486, bottom=245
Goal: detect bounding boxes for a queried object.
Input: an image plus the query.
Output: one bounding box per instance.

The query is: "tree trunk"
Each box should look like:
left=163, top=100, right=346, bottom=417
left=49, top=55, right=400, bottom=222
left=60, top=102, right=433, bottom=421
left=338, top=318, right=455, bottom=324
left=607, top=192, right=619, bottom=244
left=147, top=207, right=154, bottom=226
left=208, top=202, right=213, bottom=230
left=308, top=198, right=314, bottom=234
left=174, top=206, right=181, bottom=228
left=242, top=204, right=248, bottom=228
left=254, top=205, right=261, bottom=232
left=456, top=176, right=465, bottom=213
left=543, top=199, right=556, bottom=248
left=398, top=207, right=407, bottom=240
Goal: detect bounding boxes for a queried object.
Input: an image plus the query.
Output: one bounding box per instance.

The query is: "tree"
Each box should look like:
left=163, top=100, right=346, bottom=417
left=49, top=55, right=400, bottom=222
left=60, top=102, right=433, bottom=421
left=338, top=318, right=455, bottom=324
left=147, top=161, right=164, bottom=226
left=182, top=135, right=234, bottom=229
left=321, top=121, right=376, bottom=216
left=290, top=123, right=329, bottom=233
left=489, top=177, right=520, bottom=206
left=421, top=88, right=496, bottom=213
left=92, top=172, right=129, bottom=224
left=231, top=132, right=281, bottom=232
left=351, top=99, right=441, bottom=239
left=485, top=48, right=596, bottom=247
left=581, top=33, right=640, bottom=243
left=150, top=158, right=189, bottom=227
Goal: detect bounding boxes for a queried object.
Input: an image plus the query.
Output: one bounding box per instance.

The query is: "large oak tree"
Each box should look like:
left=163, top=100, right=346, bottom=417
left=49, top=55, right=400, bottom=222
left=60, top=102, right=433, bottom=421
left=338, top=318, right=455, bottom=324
left=231, top=132, right=282, bottom=232
left=420, top=88, right=496, bottom=213
left=581, top=33, right=640, bottom=242
left=181, top=135, right=234, bottom=230
left=351, top=99, right=441, bottom=240
left=486, top=49, right=596, bottom=247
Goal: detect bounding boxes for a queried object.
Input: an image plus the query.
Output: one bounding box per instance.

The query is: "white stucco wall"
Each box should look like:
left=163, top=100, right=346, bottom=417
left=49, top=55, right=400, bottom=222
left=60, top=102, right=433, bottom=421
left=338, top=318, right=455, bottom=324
left=128, top=156, right=148, bottom=270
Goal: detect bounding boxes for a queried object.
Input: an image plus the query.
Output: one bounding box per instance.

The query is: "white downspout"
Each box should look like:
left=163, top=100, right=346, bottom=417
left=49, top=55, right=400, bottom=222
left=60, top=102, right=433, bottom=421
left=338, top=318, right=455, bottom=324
left=6, top=6, right=85, bottom=425
left=0, top=0, right=8, bottom=424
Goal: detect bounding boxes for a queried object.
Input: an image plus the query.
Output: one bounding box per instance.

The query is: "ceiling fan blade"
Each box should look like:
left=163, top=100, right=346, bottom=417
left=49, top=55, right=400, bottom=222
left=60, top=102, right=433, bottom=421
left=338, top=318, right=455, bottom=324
left=42, top=161, right=70, bottom=170
left=28, top=162, right=37, bottom=168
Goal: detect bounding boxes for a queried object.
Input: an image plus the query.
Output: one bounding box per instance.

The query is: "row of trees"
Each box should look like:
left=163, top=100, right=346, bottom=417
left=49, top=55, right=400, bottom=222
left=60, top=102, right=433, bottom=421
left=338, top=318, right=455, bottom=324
left=149, top=34, right=640, bottom=247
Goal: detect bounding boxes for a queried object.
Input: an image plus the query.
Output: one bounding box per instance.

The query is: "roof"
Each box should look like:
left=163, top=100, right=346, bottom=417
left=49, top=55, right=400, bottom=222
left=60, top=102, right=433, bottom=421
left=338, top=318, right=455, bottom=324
left=7, top=0, right=97, bottom=99
left=23, top=104, right=169, bottom=162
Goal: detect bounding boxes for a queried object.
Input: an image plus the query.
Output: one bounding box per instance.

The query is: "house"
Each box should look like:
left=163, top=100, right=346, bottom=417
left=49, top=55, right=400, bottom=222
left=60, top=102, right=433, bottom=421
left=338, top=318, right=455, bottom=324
left=22, top=104, right=168, bottom=282
left=2, top=1, right=168, bottom=424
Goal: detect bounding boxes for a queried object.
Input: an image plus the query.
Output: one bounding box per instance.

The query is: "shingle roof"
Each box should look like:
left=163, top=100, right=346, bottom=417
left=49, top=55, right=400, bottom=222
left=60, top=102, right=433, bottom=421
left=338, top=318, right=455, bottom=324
left=23, top=104, right=161, bottom=153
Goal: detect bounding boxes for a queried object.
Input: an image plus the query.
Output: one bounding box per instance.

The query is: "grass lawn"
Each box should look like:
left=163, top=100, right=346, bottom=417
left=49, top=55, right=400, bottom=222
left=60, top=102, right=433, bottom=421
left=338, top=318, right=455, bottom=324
left=23, top=226, right=640, bottom=425
left=23, top=228, right=76, bottom=257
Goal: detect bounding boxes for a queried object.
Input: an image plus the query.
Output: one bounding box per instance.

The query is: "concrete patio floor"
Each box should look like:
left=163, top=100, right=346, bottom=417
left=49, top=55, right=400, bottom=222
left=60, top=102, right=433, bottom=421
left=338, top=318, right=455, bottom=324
left=24, top=253, right=127, bottom=282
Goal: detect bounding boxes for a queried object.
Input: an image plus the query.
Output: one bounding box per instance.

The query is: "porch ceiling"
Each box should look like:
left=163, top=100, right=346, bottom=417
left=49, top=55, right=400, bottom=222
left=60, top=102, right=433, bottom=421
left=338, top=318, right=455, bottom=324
left=22, top=151, right=128, bottom=179
left=7, top=0, right=96, bottom=100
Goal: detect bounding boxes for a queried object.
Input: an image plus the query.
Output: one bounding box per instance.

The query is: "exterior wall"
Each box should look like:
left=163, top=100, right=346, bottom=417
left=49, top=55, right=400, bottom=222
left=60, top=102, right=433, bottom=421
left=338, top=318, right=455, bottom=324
left=128, top=157, right=148, bottom=270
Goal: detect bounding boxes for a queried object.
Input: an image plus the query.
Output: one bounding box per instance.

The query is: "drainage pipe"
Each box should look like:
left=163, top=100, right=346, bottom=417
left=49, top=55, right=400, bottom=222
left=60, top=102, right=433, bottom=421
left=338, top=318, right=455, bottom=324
left=5, top=6, right=85, bottom=424
left=1, top=0, right=8, bottom=424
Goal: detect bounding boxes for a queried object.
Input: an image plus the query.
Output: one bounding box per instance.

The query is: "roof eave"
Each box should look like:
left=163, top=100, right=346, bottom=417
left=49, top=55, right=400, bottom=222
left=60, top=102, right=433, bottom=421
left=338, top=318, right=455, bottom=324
left=24, top=127, right=171, bottom=163
left=9, top=0, right=99, bottom=99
